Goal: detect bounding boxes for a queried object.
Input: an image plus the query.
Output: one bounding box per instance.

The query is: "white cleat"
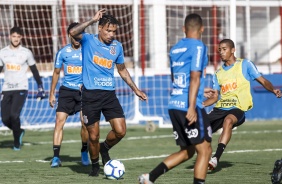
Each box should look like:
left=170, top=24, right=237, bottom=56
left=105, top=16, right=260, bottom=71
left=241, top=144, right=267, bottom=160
left=138, top=174, right=154, bottom=184
left=208, top=157, right=218, bottom=170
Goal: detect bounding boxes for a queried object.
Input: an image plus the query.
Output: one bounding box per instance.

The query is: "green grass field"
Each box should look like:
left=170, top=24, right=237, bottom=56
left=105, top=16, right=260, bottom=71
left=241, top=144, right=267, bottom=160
left=0, top=120, right=281, bottom=184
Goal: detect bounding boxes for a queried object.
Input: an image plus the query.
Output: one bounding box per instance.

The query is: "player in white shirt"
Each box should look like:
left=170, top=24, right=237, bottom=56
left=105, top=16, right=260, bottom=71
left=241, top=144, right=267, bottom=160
left=0, top=26, right=45, bottom=150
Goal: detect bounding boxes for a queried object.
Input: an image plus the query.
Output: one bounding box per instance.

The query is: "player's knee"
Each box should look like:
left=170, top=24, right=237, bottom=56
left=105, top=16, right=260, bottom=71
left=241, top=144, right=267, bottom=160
left=89, top=133, right=100, bottom=142
left=223, top=119, right=234, bottom=129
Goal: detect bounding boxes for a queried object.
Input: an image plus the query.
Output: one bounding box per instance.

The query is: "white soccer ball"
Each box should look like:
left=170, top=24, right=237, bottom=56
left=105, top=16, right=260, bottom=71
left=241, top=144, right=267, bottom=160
left=104, top=160, right=125, bottom=180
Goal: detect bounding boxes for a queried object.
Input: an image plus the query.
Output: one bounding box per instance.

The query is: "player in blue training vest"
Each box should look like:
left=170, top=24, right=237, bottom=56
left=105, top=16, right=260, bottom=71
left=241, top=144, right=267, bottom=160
left=139, top=13, right=212, bottom=184
left=70, top=9, right=147, bottom=177
left=49, top=22, right=90, bottom=168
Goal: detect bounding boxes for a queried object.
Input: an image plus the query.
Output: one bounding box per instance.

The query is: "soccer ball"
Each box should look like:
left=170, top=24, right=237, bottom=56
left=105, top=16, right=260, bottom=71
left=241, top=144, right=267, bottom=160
left=104, top=160, right=125, bottom=180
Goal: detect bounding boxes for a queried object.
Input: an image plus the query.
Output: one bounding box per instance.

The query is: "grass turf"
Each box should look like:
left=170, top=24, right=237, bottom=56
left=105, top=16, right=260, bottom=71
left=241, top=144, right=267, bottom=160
left=0, top=120, right=281, bottom=184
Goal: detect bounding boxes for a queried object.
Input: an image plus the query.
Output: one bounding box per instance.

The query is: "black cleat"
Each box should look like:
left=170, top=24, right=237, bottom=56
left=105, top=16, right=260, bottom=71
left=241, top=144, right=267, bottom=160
left=271, top=159, right=282, bottom=184
left=89, top=167, right=100, bottom=177
left=100, top=142, right=111, bottom=166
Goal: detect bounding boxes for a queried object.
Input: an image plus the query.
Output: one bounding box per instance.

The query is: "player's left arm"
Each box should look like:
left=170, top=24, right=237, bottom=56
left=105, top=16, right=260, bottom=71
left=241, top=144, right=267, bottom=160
left=256, top=76, right=281, bottom=98
left=30, top=64, right=46, bottom=100
left=245, top=60, right=281, bottom=98
left=116, top=63, right=147, bottom=101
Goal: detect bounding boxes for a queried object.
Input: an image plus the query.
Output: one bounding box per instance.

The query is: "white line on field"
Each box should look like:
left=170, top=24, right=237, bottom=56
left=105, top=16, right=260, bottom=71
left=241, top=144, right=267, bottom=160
left=21, top=129, right=282, bottom=146
left=1, top=148, right=282, bottom=164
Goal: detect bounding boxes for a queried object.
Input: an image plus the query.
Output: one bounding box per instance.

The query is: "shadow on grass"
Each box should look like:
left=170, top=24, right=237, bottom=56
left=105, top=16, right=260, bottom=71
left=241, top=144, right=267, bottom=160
left=0, top=140, right=14, bottom=148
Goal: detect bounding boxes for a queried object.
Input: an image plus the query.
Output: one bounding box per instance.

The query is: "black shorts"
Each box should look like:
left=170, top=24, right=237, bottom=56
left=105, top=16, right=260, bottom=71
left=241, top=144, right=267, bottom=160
left=81, top=88, right=125, bottom=126
left=207, top=108, right=245, bottom=133
left=56, top=86, right=81, bottom=115
left=168, top=107, right=212, bottom=147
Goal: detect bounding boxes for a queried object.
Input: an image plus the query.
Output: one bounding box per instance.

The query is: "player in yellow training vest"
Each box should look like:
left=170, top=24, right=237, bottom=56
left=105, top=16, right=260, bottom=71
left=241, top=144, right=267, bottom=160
left=203, top=38, right=281, bottom=171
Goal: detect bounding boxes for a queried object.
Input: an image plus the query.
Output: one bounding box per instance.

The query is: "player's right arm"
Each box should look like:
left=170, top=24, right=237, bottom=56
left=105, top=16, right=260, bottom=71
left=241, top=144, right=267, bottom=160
left=49, top=68, right=60, bottom=108
left=69, top=8, right=106, bottom=40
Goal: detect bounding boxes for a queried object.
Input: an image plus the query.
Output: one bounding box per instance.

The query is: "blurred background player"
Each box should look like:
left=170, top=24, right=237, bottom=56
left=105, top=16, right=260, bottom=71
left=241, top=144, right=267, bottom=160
left=49, top=22, right=89, bottom=167
left=203, top=38, right=281, bottom=171
left=139, top=13, right=212, bottom=184
left=70, top=9, right=147, bottom=176
left=271, top=158, right=282, bottom=184
left=0, top=26, right=45, bottom=150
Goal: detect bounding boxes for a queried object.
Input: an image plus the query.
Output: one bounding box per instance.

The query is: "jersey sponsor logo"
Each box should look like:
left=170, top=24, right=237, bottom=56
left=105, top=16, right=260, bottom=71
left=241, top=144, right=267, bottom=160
left=171, top=47, right=187, bottom=54
left=169, top=100, right=186, bottom=108
left=171, top=89, right=183, bottom=95
left=93, top=55, right=113, bottom=69
left=221, top=82, right=237, bottom=94
left=171, top=61, right=184, bottom=67
left=67, top=66, right=82, bottom=74
left=173, top=73, right=186, bottom=88
left=110, top=46, right=116, bottom=55
left=185, top=128, right=198, bottom=139
left=5, top=82, right=19, bottom=89
left=6, top=63, right=21, bottom=71
left=94, top=77, right=113, bottom=87
left=173, top=131, right=179, bottom=140
left=218, top=98, right=237, bottom=107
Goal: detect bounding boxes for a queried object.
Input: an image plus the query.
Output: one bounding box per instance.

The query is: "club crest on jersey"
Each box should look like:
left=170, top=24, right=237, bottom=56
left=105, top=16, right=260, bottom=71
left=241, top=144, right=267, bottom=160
left=110, top=46, right=116, bottom=55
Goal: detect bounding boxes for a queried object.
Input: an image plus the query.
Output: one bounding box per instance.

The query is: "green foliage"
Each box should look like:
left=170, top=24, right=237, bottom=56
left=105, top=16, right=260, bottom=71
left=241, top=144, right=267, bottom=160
left=0, top=121, right=281, bottom=184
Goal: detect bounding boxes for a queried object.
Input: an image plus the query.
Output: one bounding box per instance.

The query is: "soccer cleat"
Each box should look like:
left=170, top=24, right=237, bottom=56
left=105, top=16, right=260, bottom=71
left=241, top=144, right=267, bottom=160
left=13, top=146, right=21, bottom=151
left=100, top=143, right=111, bottom=166
left=208, top=157, right=218, bottom=170
left=19, top=129, right=25, bottom=146
left=81, top=151, right=90, bottom=166
left=89, top=167, right=100, bottom=177
left=271, top=159, right=282, bottom=184
left=50, top=157, right=62, bottom=168
left=138, top=174, right=154, bottom=184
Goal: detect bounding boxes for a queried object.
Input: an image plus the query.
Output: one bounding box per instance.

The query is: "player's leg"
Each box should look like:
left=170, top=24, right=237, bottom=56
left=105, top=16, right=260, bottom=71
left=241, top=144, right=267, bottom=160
left=51, top=111, right=68, bottom=167
left=10, top=90, right=27, bottom=150
left=87, top=121, right=101, bottom=176
left=194, top=140, right=212, bottom=183
left=1, top=91, right=13, bottom=130
left=81, top=88, right=102, bottom=176
left=139, top=146, right=195, bottom=184
left=209, top=108, right=245, bottom=170
left=80, top=111, right=90, bottom=166
left=100, top=91, right=125, bottom=165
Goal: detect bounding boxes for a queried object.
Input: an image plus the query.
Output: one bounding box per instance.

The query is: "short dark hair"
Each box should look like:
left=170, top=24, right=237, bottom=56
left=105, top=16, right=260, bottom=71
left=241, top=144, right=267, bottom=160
left=184, top=13, right=203, bottom=31
left=67, top=22, right=80, bottom=35
left=98, top=15, right=120, bottom=27
left=10, top=26, right=23, bottom=35
left=219, top=39, right=235, bottom=48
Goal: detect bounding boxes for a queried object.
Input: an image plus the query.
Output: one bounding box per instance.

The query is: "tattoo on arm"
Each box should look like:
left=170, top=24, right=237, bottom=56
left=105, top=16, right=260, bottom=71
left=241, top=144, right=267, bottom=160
left=117, top=64, right=137, bottom=91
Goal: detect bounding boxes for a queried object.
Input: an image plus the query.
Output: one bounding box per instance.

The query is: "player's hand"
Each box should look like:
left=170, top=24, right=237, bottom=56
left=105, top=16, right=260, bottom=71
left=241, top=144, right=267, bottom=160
left=93, top=8, right=106, bottom=22
left=186, top=107, right=197, bottom=126
left=204, top=88, right=216, bottom=98
left=36, top=84, right=46, bottom=101
left=135, top=90, right=148, bottom=102
left=273, top=89, right=282, bottom=98
left=49, top=94, right=56, bottom=108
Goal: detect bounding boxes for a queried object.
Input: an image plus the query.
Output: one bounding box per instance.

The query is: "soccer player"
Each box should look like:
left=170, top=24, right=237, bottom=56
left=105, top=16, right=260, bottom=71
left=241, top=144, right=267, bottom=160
left=49, top=22, right=90, bottom=167
left=70, top=9, right=147, bottom=176
left=203, top=38, right=282, bottom=170
left=139, top=13, right=212, bottom=184
left=0, top=26, right=45, bottom=150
